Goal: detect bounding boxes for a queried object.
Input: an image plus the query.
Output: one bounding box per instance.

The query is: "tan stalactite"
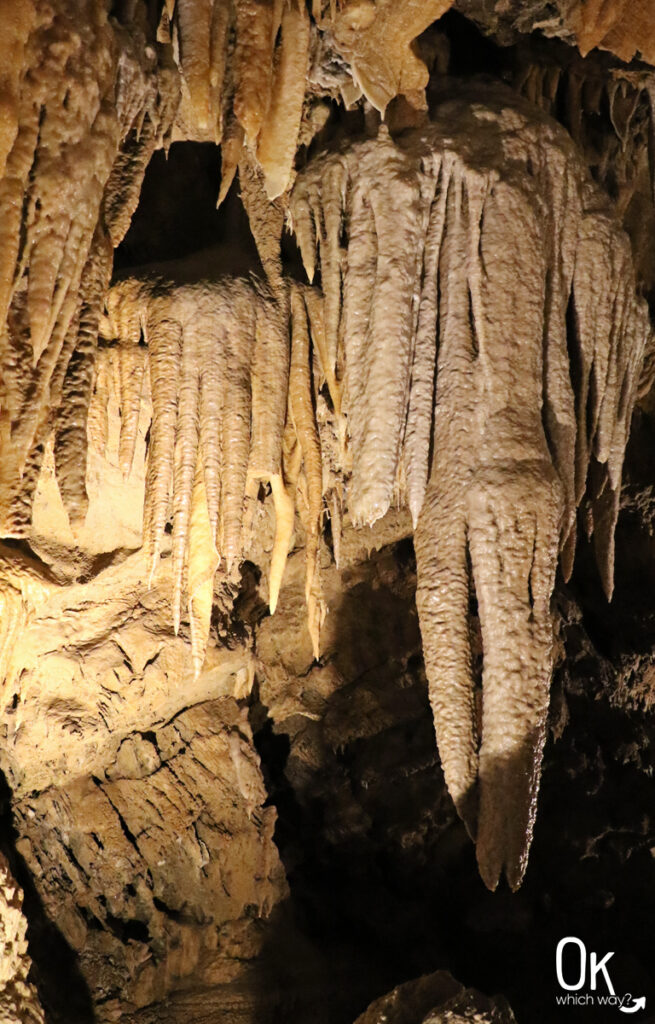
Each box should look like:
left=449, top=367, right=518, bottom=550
left=0, top=0, right=170, bottom=538
left=172, top=318, right=202, bottom=632
left=256, top=0, right=311, bottom=199
left=209, top=0, right=231, bottom=139
left=290, top=83, right=652, bottom=889
left=87, top=347, right=113, bottom=457
left=104, top=273, right=288, bottom=675
left=175, top=0, right=215, bottom=130
left=236, top=157, right=294, bottom=616
left=290, top=285, right=324, bottom=657
left=268, top=470, right=296, bottom=614
left=0, top=0, right=119, bottom=531
left=219, top=291, right=255, bottom=572
left=144, top=311, right=183, bottom=581
left=188, top=447, right=220, bottom=673
left=331, top=0, right=455, bottom=113
left=303, top=284, right=343, bottom=423
left=405, top=154, right=450, bottom=528
left=233, top=0, right=280, bottom=147
left=217, top=117, right=245, bottom=207
left=54, top=227, right=114, bottom=527
left=116, top=344, right=148, bottom=479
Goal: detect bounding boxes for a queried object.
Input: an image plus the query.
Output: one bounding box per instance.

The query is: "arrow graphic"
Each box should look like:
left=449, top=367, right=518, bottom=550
left=620, top=996, right=646, bottom=1014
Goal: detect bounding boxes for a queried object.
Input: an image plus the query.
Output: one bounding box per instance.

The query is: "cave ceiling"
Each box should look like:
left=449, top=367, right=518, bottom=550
left=1, top=1, right=655, bottom=1022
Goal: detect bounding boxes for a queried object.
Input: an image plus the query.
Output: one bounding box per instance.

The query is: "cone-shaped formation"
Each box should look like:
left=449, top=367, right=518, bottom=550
left=289, top=82, right=652, bottom=889
left=0, top=1, right=176, bottom=538
left=164, top=0, right=311, bottom=198
left=100, top=271, right=289, bottom=673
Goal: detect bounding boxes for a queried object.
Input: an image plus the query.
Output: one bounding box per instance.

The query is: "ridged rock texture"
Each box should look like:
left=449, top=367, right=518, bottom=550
left=98, top=270, right=289, bottom=674
left=0, top=0, right=655, bottom=1021
left=289, top=82, right=652, bottom=889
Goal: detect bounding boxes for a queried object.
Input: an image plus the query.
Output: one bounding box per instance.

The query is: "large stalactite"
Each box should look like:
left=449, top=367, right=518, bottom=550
left=289, top=83, right=653, bottom=887
left=0, top=0, right=655, bottom=1019
left=77, top=81, right=652, bottom=892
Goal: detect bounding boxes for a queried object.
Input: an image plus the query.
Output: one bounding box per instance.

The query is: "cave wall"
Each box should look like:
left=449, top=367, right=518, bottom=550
left=1, top=3, right=655, bottom=1024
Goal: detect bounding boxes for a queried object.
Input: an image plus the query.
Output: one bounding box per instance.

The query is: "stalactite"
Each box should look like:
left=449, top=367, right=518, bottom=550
left=102, top=270, right=289, bottom=672
left=4, top=0, right=648, bottom=898
left=256, top=0, right=311, bottom=199
left=290, top=81, right=652, bottom=889
left=217, top=117, right=245, bottom=207
left=54, top=228, right=114, bottom=526
left=285, top=285, right=325, bottom=654
left=188, top=447, right=219, bottom=675
left=233, top=0, right=280, bottom=147
left=175, top=0, right=215, bottom=130
left=87, top=346, right=113, bottom=457
left=0, top=0, right=174, bottom=538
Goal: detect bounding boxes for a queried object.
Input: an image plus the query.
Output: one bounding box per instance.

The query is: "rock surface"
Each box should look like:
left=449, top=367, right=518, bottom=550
left=353, top=971, right=516, bottom=1023
left=1, top=3, right=655, bottom=1024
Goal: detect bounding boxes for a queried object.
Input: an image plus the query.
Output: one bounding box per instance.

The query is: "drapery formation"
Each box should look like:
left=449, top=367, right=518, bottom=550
left=0, top=0, right=652, bottom=898
left=85, top=85, right=652, bottom=890
left=288, top=84, right=652, bottom=888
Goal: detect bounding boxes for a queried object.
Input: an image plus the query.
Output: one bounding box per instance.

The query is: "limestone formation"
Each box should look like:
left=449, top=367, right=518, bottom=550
left=353, top=971, right=516, bottom=1024
left=0, top=852, right=44, bottom=1024
left=289, top=83, right=651, bottom=888
left=0, top=1, right=654, bottom=1021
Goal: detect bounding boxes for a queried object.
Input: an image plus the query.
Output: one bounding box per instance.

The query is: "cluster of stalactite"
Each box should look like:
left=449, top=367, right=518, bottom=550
left=164, top=0, right=454, bottom=196
left=288, top=82, right=653, bottom=890
left=85, top=83, right=653, bottom=892
left=2, top=0, right=655, bottom=905
left=93, top=269, right=327, bottom=668
left=512, top=46, right=655, bottom=215
left=0, top=0, right=461, bottom=555
left=95, top=271, right=291, bottom=674
left=161, top=0, right=311, bottom=199
left=0, top=0, right=178, bottom=540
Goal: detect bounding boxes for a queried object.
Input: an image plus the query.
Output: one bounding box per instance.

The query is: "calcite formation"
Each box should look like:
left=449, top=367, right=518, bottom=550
left=97, top=269, right=291, bottom=673
left=289, top=83, right=652, bottom=888
left=0, top=0, right=654, bottom=1018
left=353, top=970, right=516, bottom=1024
left=82, top=82, right=652, bottom=892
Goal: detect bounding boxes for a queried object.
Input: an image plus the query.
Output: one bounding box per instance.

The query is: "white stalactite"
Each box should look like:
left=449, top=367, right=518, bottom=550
left=290, top=81, right=652, bottom=889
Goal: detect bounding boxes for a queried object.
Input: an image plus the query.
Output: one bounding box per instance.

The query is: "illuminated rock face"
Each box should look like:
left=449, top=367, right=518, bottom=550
left=289, top=84, right=650, bottom=890
left=0, top=2, right=654, bottom=1022
left=0, top=851, right=44, bottom=1024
